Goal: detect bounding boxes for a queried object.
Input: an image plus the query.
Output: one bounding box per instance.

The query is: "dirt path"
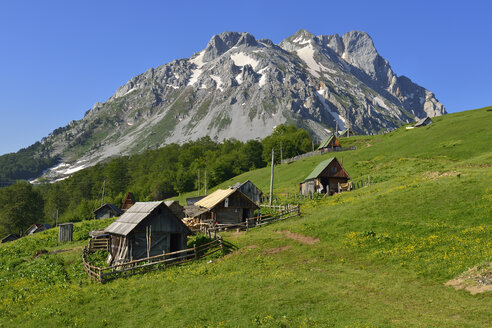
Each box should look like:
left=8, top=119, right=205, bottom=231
left=277, top=230, right=320, bottom=245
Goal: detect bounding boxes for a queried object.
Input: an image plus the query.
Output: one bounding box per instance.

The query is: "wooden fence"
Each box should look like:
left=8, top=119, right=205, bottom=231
left=88, top=238, right=110, bottom=251
left=82, top=237, right=224, bottom=283
left=281, top=146, right=357, bottom=164
left=202, top=204, right=301, bottom=234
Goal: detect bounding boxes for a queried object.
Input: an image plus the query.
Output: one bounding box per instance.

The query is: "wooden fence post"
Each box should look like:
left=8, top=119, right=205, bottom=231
left=219, top=237, right=223, bottom=251
left=194, top=243, right=198, bottom=260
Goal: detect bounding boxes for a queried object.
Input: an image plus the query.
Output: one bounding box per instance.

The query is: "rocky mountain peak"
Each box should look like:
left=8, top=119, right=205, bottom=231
left=25, top=29, right=446, bottom=182
left=279, top=29, right=316, bottom=52
left=203, top=31, right=258, bottom=61
left=338, top=31, right=384, bottom=79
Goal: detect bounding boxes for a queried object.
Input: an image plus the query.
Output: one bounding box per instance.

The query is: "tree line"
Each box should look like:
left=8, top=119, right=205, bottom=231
left=0, top=125, right=313, bottom=236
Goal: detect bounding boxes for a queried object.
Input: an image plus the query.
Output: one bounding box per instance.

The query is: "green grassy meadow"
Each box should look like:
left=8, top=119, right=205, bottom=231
left=0, top=106, right=491, bottom=327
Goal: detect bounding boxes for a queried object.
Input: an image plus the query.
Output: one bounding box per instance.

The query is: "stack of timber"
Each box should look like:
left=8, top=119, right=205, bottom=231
left=88, top=238, right=110, bottom=252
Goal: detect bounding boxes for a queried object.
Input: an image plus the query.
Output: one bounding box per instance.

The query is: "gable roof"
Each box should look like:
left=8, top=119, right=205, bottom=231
left=231, top=180, right=261, bottom=191
left=184, top=205, right=209, bottom=218
left=195, top=189, right=236, bottom=210
left=105, top=201, right=164, bottom=236
left=1, top=233, right=20, bottom=243
left=25, top=223, right=52, bottom=235
left=317, top=135, right=336, bottom=150
left=121, top=192, right=136, bottom=211
left=305, top=157, right=336, bottom=180
left=414, top=117, right=432, bottom=127
left=94, top=203, right=123, bottom=215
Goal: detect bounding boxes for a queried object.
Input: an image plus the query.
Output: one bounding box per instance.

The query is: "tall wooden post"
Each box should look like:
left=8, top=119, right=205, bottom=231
left=101, top=179, right=106, bottom=207
left=198, top=170, right=200, bottom=196
left=269, top=148, right=274, bottom=206
left=280, top=142, right=283, bottom=164
left=204, top=170, right=207, bottom=195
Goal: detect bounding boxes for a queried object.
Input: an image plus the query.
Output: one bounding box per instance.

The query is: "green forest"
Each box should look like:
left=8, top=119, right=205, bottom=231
left=0, top=125, right=313, bottom=237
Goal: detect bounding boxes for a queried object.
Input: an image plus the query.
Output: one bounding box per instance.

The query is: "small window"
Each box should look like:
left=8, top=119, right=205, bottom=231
left=331, top=167, right=337, bottom=173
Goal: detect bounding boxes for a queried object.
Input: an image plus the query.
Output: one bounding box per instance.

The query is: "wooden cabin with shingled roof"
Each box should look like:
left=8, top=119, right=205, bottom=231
left=104, top=201, right=191, bottom=264
left=299, top=157, right=352, bottom=196
left=185, top=189, right=259, bottom=225
left=317, top=135, right=341, bottom=152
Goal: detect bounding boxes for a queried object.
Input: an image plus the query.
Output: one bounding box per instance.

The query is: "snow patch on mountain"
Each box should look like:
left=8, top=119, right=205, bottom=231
left=230, top=52, right=259, bottom=69
left=188, top=51, right=205, bottom=86
left=210, top=75, right=224, bottom=91
left=316, top=89, right=346, bottom=128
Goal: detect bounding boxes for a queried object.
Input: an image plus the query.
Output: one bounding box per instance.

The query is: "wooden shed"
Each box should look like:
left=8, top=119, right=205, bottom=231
left=338, top=128, right=355, bottom=138
left=231, top=180, right=263, bottom=204
left=299, top=157, right=352, bottom=196
left=186, top=196, right=205, bottom=205
left=189, top=189, right=259, bottom=225
left=414, top=116, right=432, bottom=127
left=25, top=223, right=52, bottom=236
left=94, top=203, right=122, bottom=220
left=58, top=223, right=73, bottom=243
left=120, top=192, right=135, bottom=212
left=1, top=233, right=20, bottom=243
left=317, top=135, right=341, bottom=151
left=164, top=200, right=185, bottom=220
left=104, top=201, right=191, bottom=264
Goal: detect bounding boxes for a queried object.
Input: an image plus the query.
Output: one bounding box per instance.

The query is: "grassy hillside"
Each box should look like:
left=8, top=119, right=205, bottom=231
left=1, top=106, right=491, bottom=327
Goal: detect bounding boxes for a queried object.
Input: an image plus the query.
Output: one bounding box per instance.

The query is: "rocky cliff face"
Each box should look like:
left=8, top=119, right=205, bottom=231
left=34, top=29, right=445, bottom=181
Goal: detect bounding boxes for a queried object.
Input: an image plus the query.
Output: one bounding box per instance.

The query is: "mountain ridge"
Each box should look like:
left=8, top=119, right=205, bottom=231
left=2, top=29, right=446, bottom=182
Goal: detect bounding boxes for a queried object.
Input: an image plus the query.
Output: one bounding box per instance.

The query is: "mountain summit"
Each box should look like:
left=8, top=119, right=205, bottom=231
left=26, top=29, right=445, bottom=181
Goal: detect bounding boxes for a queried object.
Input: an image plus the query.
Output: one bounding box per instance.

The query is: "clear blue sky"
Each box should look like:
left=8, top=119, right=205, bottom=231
left=0, top=0, right=490, bottom=155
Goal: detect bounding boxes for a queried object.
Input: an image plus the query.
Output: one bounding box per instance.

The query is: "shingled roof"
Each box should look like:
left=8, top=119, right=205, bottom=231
left=317, top=136, right=336, bottom=150
left=305, top=157, right=336, bottom=180
left=195, top=189, right=237, bottom=210
left=105, top=201, right=163, bottom=236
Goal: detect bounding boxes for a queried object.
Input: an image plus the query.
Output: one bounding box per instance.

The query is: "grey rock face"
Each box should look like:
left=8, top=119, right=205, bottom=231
left=33, top=29, right=445, bottom=181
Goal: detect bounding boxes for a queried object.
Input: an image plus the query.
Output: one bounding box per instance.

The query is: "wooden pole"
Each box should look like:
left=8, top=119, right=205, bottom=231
left=101, top=179, right=106, bottom=207
left=269, top=148, right=274, bottom=206
left=280, top=142, right=283, bottom=164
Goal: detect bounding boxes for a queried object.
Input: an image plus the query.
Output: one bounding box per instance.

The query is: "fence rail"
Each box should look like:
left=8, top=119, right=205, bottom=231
left=82, top=237, right=224, bottom=283
left=281, top=146, right=357, bottom=164
left=202, top=204, right=301, bottom=234
left=88, top=238, right=110, bottom=251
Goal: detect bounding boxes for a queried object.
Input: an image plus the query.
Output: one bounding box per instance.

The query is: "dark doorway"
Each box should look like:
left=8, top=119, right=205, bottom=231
left=242, top=208, right=249, bottom=222
left=170, top=233, right=181, bottom=252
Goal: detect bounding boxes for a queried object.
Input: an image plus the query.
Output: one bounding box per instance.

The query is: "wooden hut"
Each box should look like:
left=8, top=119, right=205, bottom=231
left=104, top=201, right=191, bottom=264
left=164, top=200, right=185, bottom=220
left=1, top=233, right=20, bottom=243
left=231, top=180, right=263, bottom=204
left=120, top=192, right=135, bottom=212
left=338, top=128, right=355, bottom=138
left=188, top=189, right=259, bottom=225
left=299, top=157, right=352, bottom=196
left=186, top=196, right=205, bottom=205
left=58, top=223, right=73, bottom=243
left=317, top=135, right=341, bottom=151
left=94, top=203, right=122, bottom=220
left=414, top=116, right=432, bottom=127
left=25, top=223, right=52, bottom=236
